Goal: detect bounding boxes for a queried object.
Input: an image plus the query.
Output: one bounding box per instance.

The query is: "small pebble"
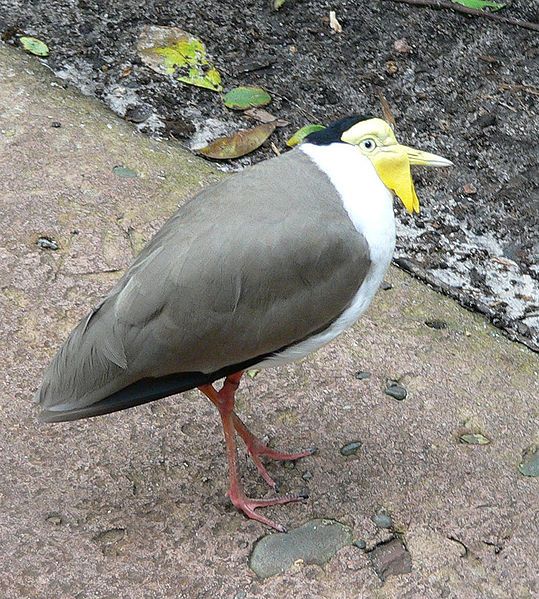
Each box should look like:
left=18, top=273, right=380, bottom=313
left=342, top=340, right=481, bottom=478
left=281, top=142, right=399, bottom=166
left=50, top=121, right=62, bottom=128
left=372, top=513, right=393, bottom=529
left=302, top=470, right=313, bottom=481
left=353, top=539, right=367, bottom=549
left=354, top=370, right=371, bottom=380
left=381, top=281, right=393, bottom=290
left=340, top=441, right=362, bottom=456
left=475, top=113, right=497, bottom=128
left=518, top=445, right=539, bottom=477
left=425, top=319, right=448, bottom=330
left=37, top=237, right=59, bottom=251
left=112, top=165, right=137, bottom=178
left=463, top=183, right=478, bottom=195
left=385, top=60, right=398, bottom=76
left=385, top=382, right=407, bottom=401
left=46, top=513, right=62, bottom=526
left=394, top=38, right=412, bottom=54
left=125, top=104, right=152, bottom=124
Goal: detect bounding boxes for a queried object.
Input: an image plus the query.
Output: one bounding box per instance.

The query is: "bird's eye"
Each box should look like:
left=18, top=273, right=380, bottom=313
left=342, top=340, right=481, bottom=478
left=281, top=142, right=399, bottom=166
left=360, top=138, right=377, bottom=152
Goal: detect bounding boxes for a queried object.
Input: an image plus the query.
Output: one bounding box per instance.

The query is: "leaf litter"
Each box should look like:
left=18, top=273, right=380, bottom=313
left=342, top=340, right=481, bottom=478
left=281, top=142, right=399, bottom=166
left=137, top=26, right=222, bottom=92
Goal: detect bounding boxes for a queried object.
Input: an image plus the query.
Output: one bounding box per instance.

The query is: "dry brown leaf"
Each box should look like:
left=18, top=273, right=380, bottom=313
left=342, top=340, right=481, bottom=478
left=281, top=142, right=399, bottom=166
left=378, top=92, right=396, bottom=129
left=244, top=108, right=289, bottom=127
left=197, top=122, right=276, bottom=160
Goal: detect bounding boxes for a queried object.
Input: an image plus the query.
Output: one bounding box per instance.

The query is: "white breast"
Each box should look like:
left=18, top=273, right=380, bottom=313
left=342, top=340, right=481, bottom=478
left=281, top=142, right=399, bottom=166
left=255, top=142, right=396, bottom=369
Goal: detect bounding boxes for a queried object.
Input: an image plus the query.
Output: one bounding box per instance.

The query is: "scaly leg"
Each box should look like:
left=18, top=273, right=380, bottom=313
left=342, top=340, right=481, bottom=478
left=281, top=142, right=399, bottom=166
left=232, top=412, right=316, bottom=489
left=198, top=372, right=310, bottom=531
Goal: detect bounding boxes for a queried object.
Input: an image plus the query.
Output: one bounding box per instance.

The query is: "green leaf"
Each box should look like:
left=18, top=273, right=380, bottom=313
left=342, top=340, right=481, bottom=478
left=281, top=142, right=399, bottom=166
left=198, top=122, right=276, bottom=160
left=223, top=86, right=272, bottom=110
left=274, top=0, right=286, bottom=9
left=451, top=0, right=505, bottom=12
left=20, top=36, right=49, bottom=57
left=286, top=124, right=325, bottom=147
left=137, top=26, right=222, bottom=92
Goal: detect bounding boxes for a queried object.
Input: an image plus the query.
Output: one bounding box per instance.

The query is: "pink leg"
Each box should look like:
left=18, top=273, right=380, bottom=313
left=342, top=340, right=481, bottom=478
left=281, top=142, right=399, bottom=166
left=198, top=372, right=310, bottom=531
left=232, top=412, right=316, bottom=490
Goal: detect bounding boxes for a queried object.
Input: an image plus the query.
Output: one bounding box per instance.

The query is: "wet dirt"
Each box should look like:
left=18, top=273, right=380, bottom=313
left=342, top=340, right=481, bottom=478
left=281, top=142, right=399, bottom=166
left=1, top=0, right=538, bottom=350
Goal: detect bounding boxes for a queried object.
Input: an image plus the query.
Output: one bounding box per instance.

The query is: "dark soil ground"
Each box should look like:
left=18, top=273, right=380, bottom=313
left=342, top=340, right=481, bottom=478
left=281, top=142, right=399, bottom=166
left=1, top=0, right=538, bottom=350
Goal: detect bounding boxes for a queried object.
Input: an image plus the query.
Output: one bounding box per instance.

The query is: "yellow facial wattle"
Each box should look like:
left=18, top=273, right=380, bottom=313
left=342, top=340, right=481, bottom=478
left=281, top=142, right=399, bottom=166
left=370, top=148, right=420, bottom=213
left=340, top=117, right=452, bottom=214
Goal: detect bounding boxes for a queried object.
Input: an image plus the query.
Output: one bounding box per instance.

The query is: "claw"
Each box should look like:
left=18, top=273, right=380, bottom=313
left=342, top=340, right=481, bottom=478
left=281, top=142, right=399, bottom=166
left=228, top=489, right=307, bottom=532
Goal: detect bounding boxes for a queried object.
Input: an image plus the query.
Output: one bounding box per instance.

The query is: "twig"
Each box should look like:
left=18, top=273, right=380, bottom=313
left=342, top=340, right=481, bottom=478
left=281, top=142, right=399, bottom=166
left=384, top=0, right=539, bottom=32
left=499, top=82, right=539, bottom=96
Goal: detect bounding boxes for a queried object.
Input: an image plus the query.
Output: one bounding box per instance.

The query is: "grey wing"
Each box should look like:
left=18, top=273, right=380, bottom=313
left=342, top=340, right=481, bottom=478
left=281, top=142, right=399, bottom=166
left=36, top=149, right=370, bottom=416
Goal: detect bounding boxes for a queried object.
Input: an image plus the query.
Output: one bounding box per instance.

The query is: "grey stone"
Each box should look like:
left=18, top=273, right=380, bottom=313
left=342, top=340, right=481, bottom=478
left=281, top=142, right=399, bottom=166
left=385, top=383, right=407, bottom=401
left=354, top=370, right=371, bottom=380
left=372, top=513, right=393, bottom=529
left=353, top=539, right=367, bottom=549
left=340, top=441, right=363, bottom=456
left=37, top=237, right=59, bottom=250
left=519, top=445, right=539, bottom=477
left=249, top=519, right=353, bottom=578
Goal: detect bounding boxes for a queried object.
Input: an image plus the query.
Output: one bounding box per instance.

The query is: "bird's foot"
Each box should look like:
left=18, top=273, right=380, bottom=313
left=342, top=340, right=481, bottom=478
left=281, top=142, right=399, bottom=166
left=232, top=413, right=317, bottom=490
left=228, top=487, right=309, bottom=532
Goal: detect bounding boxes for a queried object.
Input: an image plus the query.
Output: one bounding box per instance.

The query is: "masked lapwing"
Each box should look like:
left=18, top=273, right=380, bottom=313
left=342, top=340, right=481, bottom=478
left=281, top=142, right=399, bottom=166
left=35, top=116, right=452, bottom=531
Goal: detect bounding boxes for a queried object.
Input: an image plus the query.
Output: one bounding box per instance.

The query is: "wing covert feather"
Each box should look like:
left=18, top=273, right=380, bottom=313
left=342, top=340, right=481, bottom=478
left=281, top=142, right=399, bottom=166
left=37, top=149, right=370, bottom=411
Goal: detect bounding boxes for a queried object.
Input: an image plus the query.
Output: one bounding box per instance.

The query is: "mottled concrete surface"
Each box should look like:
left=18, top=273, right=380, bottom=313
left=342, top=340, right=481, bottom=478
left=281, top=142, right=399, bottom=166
left=1, top=44, right=537, bottom=599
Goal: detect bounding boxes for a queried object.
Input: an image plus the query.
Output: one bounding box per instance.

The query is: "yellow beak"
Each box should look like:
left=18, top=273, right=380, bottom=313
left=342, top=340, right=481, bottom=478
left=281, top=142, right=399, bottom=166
left=372, top=145, right=453, bottom=214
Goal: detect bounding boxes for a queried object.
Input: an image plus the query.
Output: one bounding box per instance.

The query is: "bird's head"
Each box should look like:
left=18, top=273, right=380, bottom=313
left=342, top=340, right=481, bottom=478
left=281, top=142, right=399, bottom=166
left=306, top=116, right=453, bottom=213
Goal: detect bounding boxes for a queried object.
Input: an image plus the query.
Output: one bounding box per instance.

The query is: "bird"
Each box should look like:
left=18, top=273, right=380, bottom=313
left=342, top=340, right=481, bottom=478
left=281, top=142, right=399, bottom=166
left=35, top=115, right=452, bottom=532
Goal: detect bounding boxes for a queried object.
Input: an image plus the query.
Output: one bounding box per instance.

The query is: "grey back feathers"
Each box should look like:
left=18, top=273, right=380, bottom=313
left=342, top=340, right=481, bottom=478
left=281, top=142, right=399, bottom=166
left=36, top=149, right=371, bottom=419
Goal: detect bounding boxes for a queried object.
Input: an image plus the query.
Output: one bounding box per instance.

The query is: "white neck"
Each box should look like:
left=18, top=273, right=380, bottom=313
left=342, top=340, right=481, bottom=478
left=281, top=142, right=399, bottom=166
left=300, top=142, right=396, bottom=266
left=254, top=143, right=397, bottom=370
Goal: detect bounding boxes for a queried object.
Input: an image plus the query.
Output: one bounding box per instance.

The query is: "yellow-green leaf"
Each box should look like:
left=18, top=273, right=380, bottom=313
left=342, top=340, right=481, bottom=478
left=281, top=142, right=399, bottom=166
left=198, top=122, right=276, bottom=160
left=20, top=36, right=49, bottom=57
left=223, top=86, right=272, bottom=110
left=274, top=0, right=286, bottom=9
left=137, top=25, right=222, bottom=92
left=286, top=124, right=325, bottom=147
left=451, top=0, right=505, bottom=11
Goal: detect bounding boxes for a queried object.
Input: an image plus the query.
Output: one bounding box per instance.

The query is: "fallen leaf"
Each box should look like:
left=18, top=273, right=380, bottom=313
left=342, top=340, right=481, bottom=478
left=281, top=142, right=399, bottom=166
left=19, top=36, right=49, bottom=57
left=451, top=0, right=505, bottom=11
left=274, top=0, right=286, bottom=9
left=286, top=124, right=325, bottom=147
left=137, top=25, right=222, bottom=92
left=223, top=86, right=271, bottom=110
left=244, top=108, right=289, bottom=127
left=459, top=433, right=490, bottom=445
left=246, top=369, right=260, bottom=379
left=197, top=122, right=276, bottom=160
left=329, top=11, right=343, bottom=33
